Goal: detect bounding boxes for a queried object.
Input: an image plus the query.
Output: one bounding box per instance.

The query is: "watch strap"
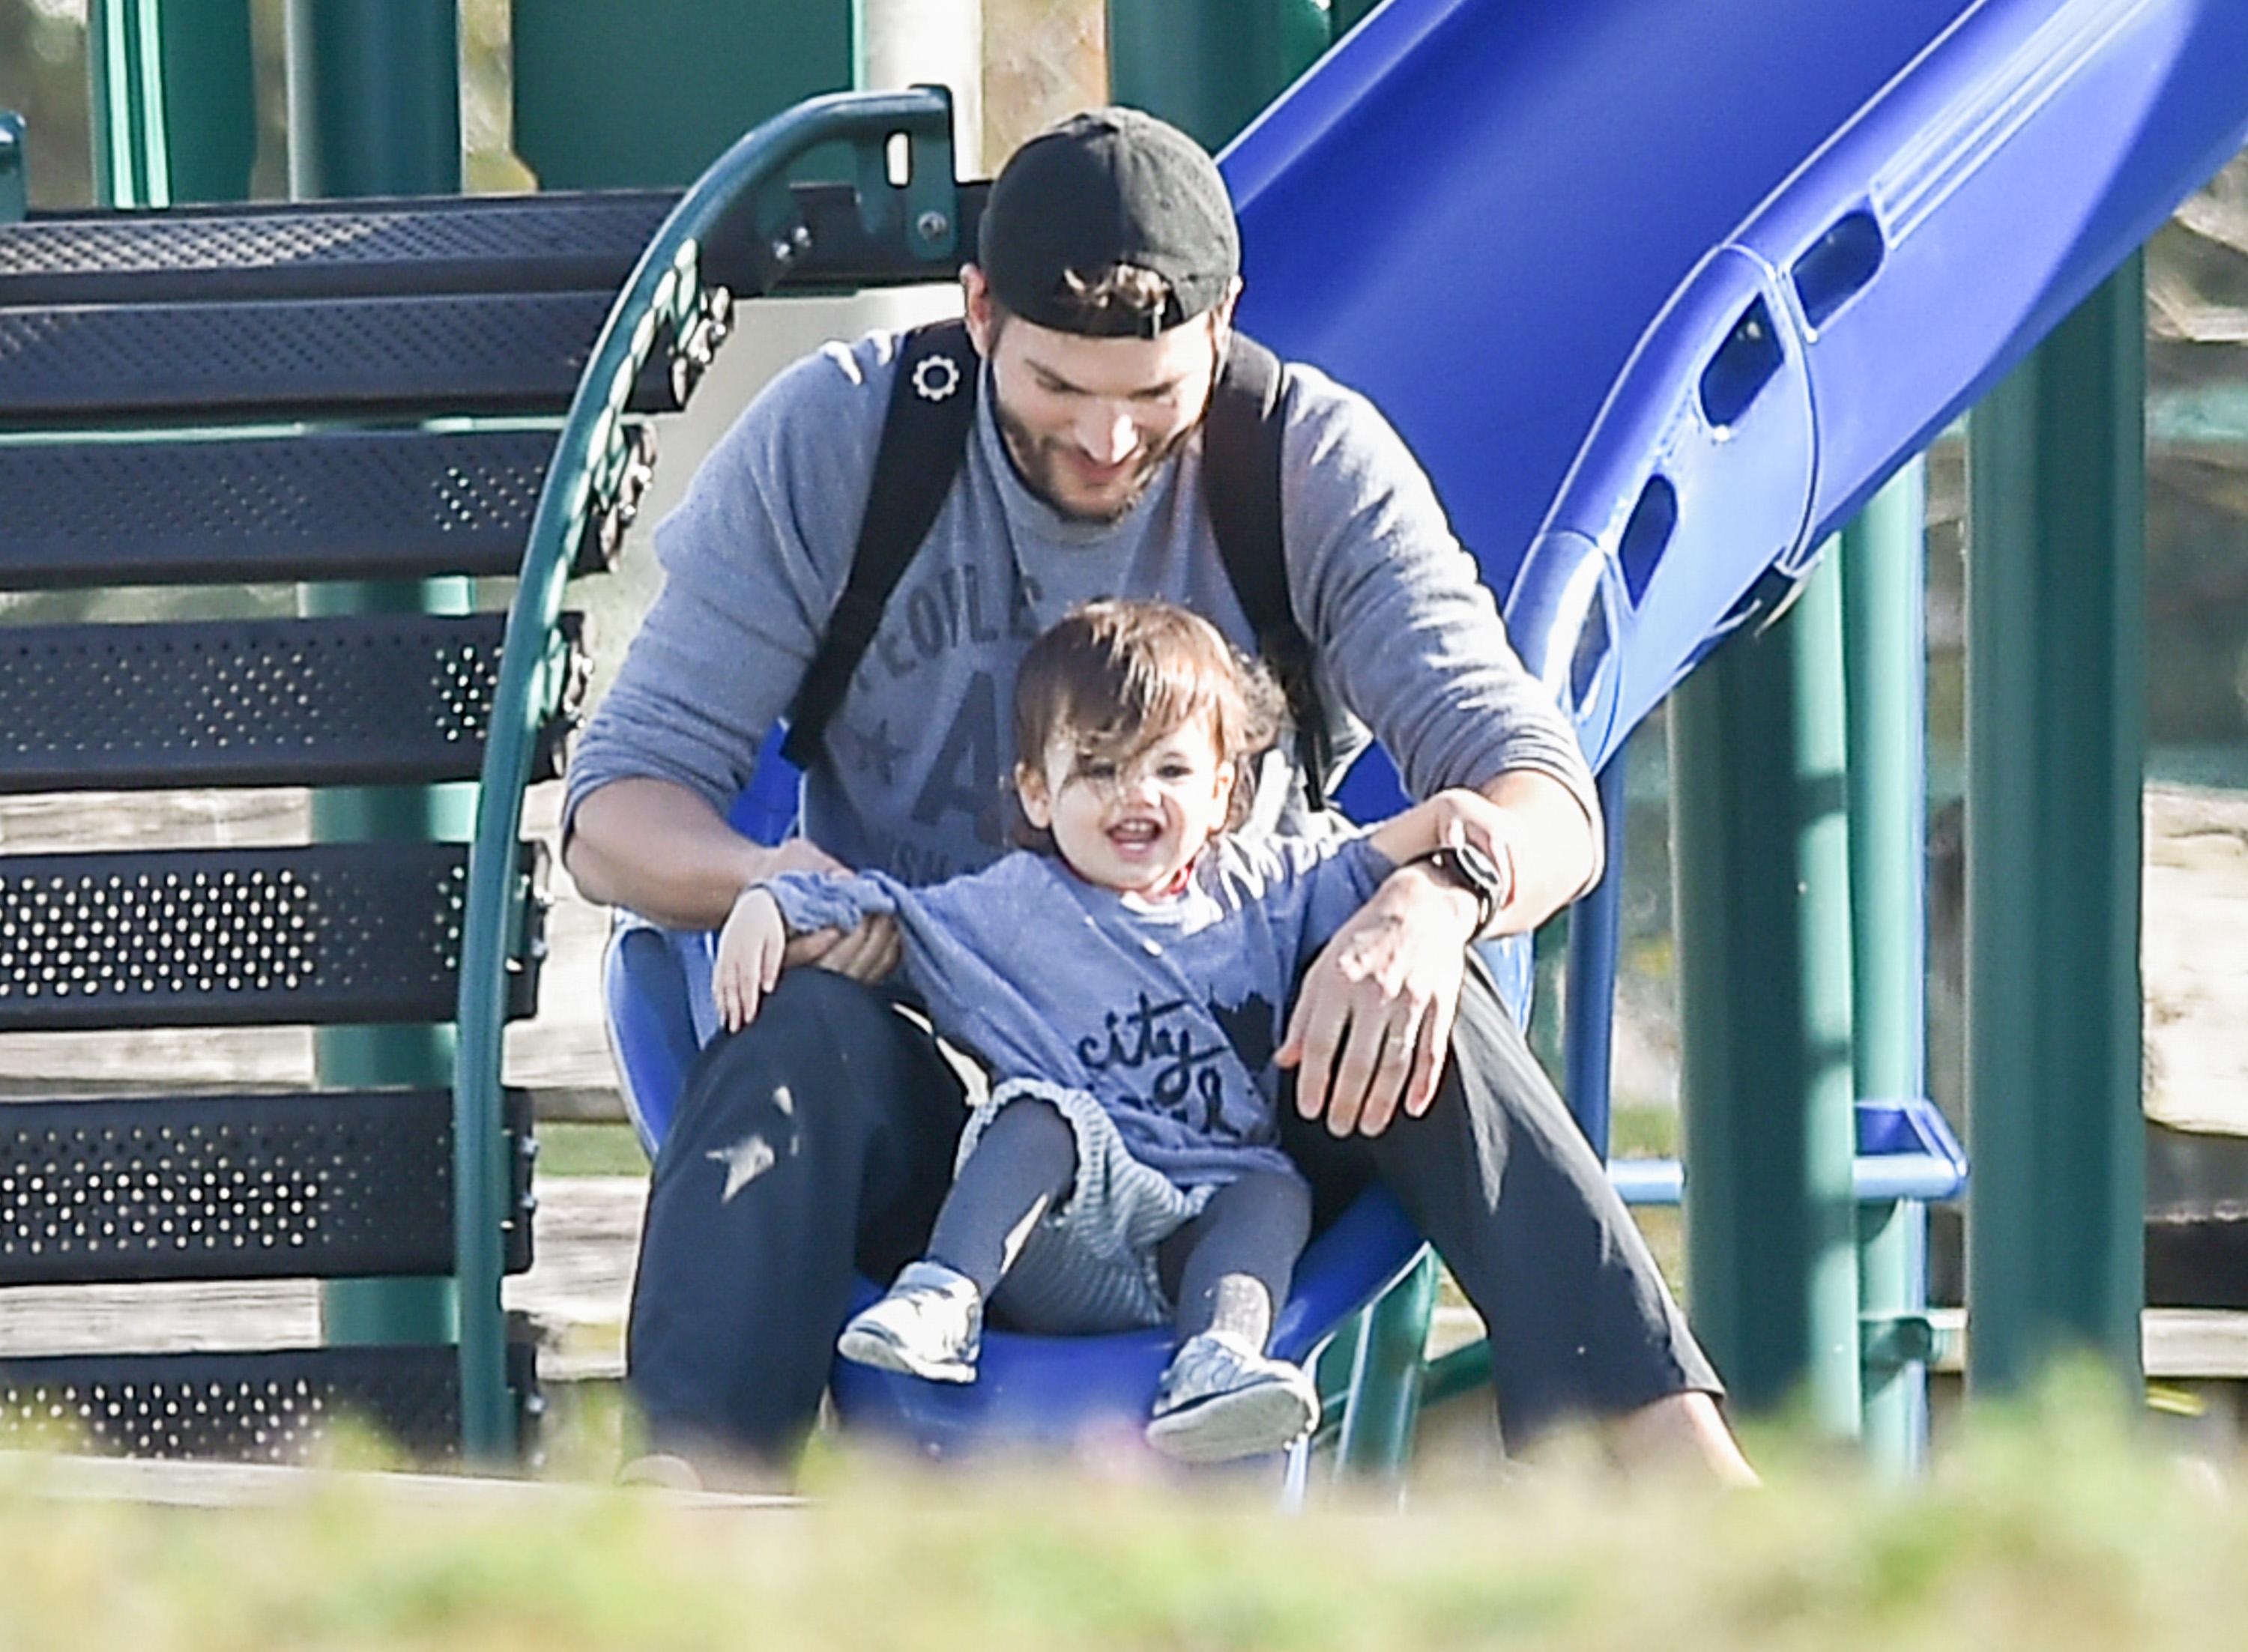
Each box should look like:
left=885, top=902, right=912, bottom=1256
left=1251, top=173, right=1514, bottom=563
left=1407, top=844, right=1501, bottom=934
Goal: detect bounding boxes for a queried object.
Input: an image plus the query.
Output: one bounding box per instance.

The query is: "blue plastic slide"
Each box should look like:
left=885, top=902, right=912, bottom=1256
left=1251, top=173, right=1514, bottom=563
left=1227, top=0, right=2248, bottom=808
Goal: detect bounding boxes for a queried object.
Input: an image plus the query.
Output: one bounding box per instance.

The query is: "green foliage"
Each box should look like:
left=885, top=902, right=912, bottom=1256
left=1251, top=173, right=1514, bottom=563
left=537, top=1123, right=650, bottom=1179
left=0, top=1382, right=2239, bottom=1651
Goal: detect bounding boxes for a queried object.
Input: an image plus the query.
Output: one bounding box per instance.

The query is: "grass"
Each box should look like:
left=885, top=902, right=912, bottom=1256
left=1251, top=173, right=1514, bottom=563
left=537, top=1123, right=650, bottom=1179
left=1608, top=1101, right=1681, bottom=1160
left=0, top=1372, right=2237, bottom=1650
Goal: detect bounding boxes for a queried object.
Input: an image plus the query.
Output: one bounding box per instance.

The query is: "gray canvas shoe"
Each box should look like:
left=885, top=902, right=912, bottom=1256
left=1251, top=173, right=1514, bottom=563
left=836, top=1259, right=984, bottom=1383
left=1144, top=1331, right=1320, bottom=1463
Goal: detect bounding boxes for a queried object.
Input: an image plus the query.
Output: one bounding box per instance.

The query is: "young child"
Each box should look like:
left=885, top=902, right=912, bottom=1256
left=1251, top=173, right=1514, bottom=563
left=714, top=599, right=1514, bottom=1462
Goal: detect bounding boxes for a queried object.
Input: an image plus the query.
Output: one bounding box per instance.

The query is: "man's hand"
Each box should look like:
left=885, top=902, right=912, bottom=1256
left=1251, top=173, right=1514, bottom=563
left=783, top=913, right=903, bottom=982
left=757, top=838, right=904, bottom=983
left=1275, top=865, right=1482, bottom=1137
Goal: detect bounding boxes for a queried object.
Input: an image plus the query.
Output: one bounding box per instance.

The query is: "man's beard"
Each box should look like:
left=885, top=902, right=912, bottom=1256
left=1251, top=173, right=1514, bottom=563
left=992, top=399, right=1200, bottom=525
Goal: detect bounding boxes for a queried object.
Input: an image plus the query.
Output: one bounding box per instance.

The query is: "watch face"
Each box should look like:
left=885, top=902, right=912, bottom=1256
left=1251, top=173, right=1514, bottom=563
left=1451, top=842, right=1502, bottom=892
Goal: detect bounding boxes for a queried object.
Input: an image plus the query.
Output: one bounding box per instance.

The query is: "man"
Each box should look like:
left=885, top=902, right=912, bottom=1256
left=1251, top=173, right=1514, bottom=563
left=565, top=108, right=1753, bottom=1484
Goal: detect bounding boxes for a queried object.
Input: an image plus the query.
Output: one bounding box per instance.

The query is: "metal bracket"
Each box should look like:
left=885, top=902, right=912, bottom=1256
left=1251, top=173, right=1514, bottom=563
left=1861, top=1311, right=1946, bottom=1370
left=846, top=85, right=960, bottom=264
left=1, top=112, right=26, bottom=225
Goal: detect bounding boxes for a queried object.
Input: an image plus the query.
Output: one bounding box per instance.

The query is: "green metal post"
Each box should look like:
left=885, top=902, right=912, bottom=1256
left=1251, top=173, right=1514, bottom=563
left=1671, top=558, right=1861, bottom=1438
left=0, top=113, right=24, bottom=223
left=285, top=0, right=469, bottom=1355
left=513, top=0, right=853, bottom=190
left=1330, top=0, right=1383, bottom=37
left=87, top=0, right=256, bottom=208
left=1335, top=1251, right=1439, bottom=1480
left=1107, top=0, right=1330, bottom=152
left=286, top=0, right=459, bottom=202
left=1964, top=258, right=2146, bottom=1403
left=1529, top=914, right=1569, bottom=1088
left=1838, top=459, right=1933, bottom=1475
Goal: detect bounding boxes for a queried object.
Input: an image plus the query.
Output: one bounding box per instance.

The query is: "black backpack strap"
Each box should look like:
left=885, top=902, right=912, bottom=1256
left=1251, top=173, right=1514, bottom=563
left=781, top=318, right=981, bottom=770
left=1203, top=333, right=1334, bottom=811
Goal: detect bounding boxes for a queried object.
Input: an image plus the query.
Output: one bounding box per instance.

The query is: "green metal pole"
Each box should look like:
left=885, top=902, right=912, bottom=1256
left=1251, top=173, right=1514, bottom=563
left=285, top=0, right=470, bottom=1354
left=1330, top=0, right=1383, bottom=37
left=1106, top=0, right=1330, bottom=152
left=286, top=0, right=460, bottom=202
left=1838, top=459, right=1933, bottom=1475
left=1334, top=1251, right=1438, bottom=1480
left=1964, top=257, right=2146, bottom=1404
left=1529, top=914, right=1569, bottom=1089
left=513, top=0, right=854, bottom=190
left=88, top=0, right=256, bottom=207
left=1671, top=557, right=1861, bottom=1438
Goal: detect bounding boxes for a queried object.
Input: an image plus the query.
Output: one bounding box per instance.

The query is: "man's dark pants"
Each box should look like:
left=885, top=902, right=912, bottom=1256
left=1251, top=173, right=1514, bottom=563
left=627, top=961, right=1719, bottom=1464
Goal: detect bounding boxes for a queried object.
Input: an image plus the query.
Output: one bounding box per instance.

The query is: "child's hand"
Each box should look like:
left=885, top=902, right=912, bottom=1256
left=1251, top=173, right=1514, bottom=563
left=714, top=886, right=788, bottom=1033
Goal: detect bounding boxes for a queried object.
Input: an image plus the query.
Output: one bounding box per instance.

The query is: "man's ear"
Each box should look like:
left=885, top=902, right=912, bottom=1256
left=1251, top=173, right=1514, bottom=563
left=1015, top=763, right=1052, bottom=829
left=1212, top=276, right=1242, bottom=333
left=962, top=264, right=998, bottom=357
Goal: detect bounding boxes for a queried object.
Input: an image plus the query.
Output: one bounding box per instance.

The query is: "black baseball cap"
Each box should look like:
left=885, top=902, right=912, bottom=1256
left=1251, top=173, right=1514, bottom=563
left=977, top=107, right=1241, bottom=338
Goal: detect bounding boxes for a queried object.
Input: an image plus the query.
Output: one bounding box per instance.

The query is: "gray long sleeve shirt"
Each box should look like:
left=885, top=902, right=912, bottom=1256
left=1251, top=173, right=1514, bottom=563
left=563, top=329, right=1598, bottom=889
left=761, top=832, right=1392, bottom=1187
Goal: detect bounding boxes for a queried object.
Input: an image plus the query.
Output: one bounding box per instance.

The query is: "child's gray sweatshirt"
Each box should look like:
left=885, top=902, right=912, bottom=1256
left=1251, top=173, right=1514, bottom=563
left=761, top=832, right=1392, bottom=1187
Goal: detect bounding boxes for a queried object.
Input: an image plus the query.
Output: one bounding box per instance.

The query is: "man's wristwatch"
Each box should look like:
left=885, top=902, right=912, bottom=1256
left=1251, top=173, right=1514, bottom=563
left=1407, top=843, right=1508, bottom=935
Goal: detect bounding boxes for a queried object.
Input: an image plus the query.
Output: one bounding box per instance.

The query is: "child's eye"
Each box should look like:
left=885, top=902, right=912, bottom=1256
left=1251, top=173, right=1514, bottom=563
left=1158, top=763, right=1193, bottom=781
left=1079, top=759, right=1118, bottom=782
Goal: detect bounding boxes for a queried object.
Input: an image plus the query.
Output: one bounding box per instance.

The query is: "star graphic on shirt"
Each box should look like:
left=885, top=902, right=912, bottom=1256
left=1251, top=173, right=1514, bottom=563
left=1210, top=991, right=1280, bottom=1076
left=837, top=718, right=908, bottom=786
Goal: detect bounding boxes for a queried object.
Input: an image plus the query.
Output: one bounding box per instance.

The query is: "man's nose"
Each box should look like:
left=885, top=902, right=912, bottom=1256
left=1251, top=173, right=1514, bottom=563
left=1077, top=404, right=1137, bottom=465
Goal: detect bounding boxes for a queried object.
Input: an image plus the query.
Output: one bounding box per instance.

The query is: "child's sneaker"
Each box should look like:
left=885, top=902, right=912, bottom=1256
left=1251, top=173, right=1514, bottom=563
left=1144, top=1331, right=1320, bottom=1463
left=836, top=1260, right=983, bottom=1383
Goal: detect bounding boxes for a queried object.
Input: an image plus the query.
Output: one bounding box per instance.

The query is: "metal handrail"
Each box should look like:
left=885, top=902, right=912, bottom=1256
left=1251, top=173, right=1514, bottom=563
left=453, top=88, right=961, bottom=1456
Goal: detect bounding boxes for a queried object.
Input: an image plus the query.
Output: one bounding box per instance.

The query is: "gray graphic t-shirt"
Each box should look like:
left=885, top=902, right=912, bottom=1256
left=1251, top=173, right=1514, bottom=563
left=760, top=832, right=1392, bottom=1187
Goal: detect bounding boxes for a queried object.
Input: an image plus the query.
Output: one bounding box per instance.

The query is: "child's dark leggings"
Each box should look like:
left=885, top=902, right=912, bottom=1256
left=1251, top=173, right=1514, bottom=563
left=925, top=1095, right=1313, bottom=1352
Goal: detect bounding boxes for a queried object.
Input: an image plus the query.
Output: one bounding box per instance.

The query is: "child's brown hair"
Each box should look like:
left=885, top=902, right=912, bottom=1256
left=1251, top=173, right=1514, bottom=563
left=1009, top=599, right=1285, bottom=846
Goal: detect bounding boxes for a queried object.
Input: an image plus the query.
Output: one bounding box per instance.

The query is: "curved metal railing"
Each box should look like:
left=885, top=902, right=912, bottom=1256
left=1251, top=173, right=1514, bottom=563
left=453, top=88, right=963, bottom=1456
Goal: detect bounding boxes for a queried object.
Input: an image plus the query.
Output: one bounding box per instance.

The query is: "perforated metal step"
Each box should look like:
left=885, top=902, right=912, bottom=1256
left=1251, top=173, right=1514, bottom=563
left=0, top=612, right=585, bottom=793
left=1, top=180, right=991, bottom=306
left=0, top=191, right=676, bottom=305
left=0, top=841, right=544, bottom=1032
left=0, top=1344, right=537, bottom=1462
left=0, top=427, right=603, bottom=590
left=0, top=291, right=674, bottom=427
left=0, top=1088, right=534, bottom=1286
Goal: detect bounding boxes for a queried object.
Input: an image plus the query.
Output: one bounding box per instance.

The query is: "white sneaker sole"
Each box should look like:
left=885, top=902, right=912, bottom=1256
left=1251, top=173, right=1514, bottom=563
left=1144, top=1378, right=1318, bottom=1464
left=836, top=1320, right=977, bottom=1384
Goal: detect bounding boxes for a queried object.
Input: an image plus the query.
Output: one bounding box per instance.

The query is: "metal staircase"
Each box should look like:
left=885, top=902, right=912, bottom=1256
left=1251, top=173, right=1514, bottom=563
left=0, top=89, right=976, bottom=1461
